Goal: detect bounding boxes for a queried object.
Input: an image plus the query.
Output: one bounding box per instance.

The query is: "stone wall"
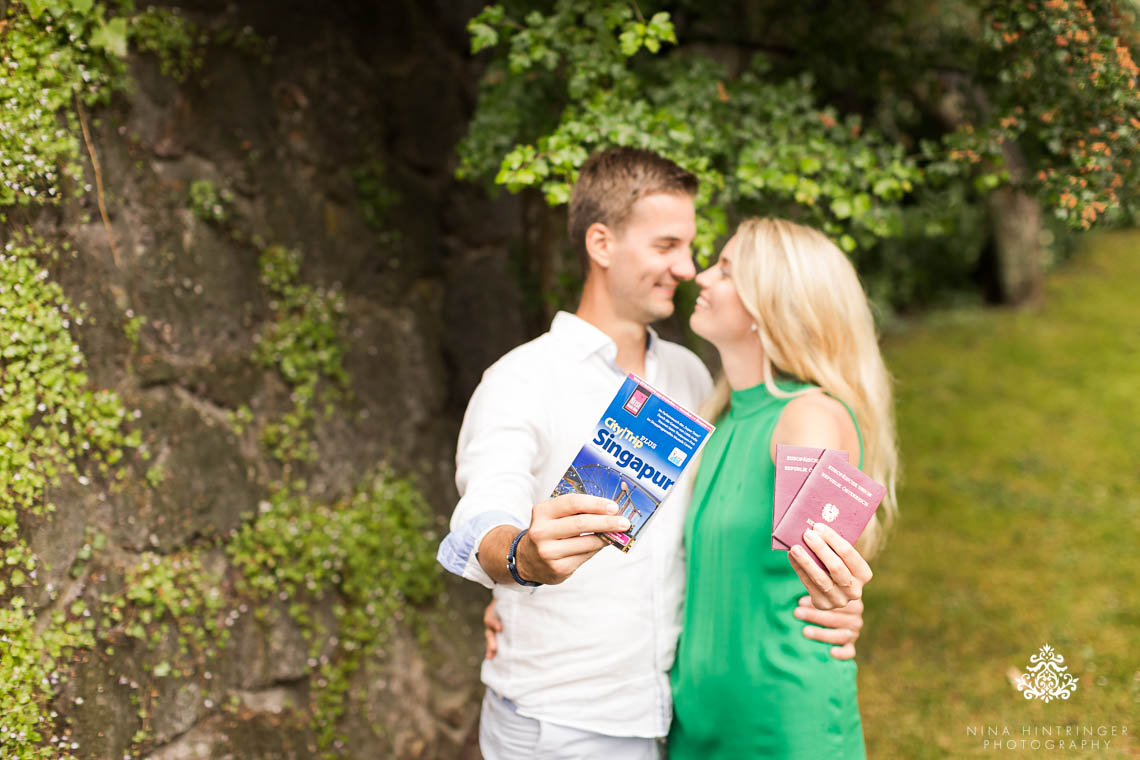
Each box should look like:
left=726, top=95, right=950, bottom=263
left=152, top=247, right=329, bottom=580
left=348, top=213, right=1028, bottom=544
left=13, top=1, right=535, bottom=757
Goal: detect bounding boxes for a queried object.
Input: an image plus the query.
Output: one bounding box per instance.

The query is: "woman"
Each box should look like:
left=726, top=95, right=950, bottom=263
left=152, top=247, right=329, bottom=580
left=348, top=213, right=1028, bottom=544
left=668, top=218, right=899, bottom=758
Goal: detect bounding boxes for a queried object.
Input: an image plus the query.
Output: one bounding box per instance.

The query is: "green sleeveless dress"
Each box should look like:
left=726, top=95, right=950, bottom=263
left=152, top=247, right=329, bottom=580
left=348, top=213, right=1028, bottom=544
left=668, top=380, right=867, bottom=759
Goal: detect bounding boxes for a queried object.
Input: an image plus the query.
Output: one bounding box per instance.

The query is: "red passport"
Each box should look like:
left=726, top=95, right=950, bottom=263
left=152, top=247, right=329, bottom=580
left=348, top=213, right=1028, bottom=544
left=772, top=445, right=825, bottom=549
left=772, top=445, right=886, bottom=571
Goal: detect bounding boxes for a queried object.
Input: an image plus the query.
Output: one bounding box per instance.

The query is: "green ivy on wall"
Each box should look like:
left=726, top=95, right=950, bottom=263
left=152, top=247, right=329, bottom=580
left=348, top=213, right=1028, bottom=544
left=230, top=470, right=442, bottom=754
left=248, top=244, right=350, bottom=467
left=98, top=548, right=230, bottom=745
left=0, top=3, right=141, bottom=752
left=2, top=1, right=441, bottom=755
left=128, top=5, right=207, bottom=83
left=229, top=244, right=442, bottom=756
left=0, top=234, right=141, bottom=560
left=0, top=0, right=128, bottom=210
left=0, top=233, right=141, bottom=759
left=188, top=179, right=235, bottom=225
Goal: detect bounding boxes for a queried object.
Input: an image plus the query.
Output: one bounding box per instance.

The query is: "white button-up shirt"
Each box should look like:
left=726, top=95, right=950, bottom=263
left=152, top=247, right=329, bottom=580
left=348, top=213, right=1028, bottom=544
left=438, top=311, right=713, bottom=738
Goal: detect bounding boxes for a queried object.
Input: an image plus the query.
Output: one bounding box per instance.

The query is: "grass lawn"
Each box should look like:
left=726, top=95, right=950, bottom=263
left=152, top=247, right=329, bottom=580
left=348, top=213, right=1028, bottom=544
left=860, top=230, right=1140, bottom=759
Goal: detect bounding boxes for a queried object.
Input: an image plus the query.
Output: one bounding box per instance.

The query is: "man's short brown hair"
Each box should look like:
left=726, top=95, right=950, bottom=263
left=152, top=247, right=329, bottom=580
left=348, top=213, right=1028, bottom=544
left=568, top=147, right=698, bottom=272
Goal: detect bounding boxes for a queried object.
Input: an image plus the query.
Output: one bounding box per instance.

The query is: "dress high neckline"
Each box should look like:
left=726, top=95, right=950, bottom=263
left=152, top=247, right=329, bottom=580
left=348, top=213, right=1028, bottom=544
left=728, top=377, right=815, bottom=418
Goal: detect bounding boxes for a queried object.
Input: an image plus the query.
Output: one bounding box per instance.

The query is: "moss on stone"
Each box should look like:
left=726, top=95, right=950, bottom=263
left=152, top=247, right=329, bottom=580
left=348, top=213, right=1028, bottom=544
left=230, top=243, right=443, bottom=755
left=0, top=233, right=141, bottom=758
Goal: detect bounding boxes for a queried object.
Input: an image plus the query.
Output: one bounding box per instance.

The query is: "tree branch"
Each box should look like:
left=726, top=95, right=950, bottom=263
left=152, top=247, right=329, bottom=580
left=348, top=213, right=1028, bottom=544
left=75, top=95, right=121, bottom=269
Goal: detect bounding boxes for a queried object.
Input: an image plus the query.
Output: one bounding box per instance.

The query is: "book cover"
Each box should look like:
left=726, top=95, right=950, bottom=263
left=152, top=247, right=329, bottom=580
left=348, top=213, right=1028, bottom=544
left=771, top=449, right=886, bottom=570
left=549, top=374, right=715, bottom=553
left=772, top=444, right=827, bottom=549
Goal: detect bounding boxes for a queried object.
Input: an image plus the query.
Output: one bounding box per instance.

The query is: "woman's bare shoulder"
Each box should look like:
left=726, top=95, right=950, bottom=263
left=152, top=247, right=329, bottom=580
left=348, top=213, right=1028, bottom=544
left=770, top=390, right=859, bottom=463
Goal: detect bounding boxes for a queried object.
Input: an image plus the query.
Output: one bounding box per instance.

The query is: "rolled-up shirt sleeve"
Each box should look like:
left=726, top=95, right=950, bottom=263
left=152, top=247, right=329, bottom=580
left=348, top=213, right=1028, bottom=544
left=437, top=364, right=546, bottom=589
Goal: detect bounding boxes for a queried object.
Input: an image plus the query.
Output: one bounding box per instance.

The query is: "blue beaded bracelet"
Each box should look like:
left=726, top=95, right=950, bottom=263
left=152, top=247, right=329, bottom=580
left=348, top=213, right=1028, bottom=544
left=507, top=528, right=542, bottom=587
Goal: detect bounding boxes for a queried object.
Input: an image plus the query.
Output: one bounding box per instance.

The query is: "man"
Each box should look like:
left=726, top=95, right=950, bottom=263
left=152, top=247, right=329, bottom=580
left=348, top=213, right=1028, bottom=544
left=438, top=148, right=864, bottom=759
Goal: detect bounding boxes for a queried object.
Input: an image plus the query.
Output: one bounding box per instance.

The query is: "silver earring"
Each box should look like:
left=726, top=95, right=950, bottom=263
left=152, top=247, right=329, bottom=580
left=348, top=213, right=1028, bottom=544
left=750, top=324, right=758, bottom=332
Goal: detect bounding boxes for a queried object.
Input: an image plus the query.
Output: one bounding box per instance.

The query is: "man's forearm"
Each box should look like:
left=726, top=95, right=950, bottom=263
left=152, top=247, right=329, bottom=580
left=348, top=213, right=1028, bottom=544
left=474, top=495, right=624, bottom=586
left=477, top=524, right=527, bottom=585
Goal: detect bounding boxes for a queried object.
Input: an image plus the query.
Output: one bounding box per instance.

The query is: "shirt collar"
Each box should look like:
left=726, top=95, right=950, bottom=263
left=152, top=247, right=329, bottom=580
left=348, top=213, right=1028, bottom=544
left=550, top=311, right=660, bottom=363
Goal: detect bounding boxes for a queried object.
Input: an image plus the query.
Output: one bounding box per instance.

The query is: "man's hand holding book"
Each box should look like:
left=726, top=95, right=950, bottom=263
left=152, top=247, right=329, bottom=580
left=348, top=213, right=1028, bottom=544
left=512, top=494, right=631, bottom=585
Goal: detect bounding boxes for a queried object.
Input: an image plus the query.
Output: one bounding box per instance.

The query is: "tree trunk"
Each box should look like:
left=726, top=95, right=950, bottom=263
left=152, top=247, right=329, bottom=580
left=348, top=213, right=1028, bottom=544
left=928, top=72, right=1046, bottom=307
left=988, top=187, right=1044, bottom=306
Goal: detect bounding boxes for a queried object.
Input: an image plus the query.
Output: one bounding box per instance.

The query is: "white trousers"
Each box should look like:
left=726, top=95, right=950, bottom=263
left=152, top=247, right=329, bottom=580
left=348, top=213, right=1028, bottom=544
left=478, top=688, right=662, bottom=760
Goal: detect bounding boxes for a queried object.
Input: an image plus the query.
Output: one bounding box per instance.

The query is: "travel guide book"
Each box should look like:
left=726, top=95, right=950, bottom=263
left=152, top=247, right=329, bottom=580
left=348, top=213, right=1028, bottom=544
left=550, top=374, right=715, bottom=553
left=772, top=444, right=886, bottom=569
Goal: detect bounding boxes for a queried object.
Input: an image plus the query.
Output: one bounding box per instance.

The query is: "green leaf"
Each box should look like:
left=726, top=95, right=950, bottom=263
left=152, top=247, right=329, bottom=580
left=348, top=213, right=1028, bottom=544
left=872, top=177, right=898, bottom=197
left=543, top=182, right=571, bottom=205
left=648, top=11, right=676, bottom=44
left=619, top=29, right=640, bottom=57
left=91, top=17, right=129, bottom=58
left=976, top=173, right=1001, bottom=192
left=469, top=22, right=499, bottom=53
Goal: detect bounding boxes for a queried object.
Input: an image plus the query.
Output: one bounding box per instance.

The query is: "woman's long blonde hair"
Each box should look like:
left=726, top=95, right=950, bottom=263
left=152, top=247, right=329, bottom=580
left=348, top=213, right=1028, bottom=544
left=700, top=218, right=899, bottom=559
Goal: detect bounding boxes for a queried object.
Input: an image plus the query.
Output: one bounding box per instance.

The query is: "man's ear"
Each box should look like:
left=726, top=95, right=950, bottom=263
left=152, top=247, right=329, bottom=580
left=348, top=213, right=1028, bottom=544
left=584, top=222, right=613, bottom=269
